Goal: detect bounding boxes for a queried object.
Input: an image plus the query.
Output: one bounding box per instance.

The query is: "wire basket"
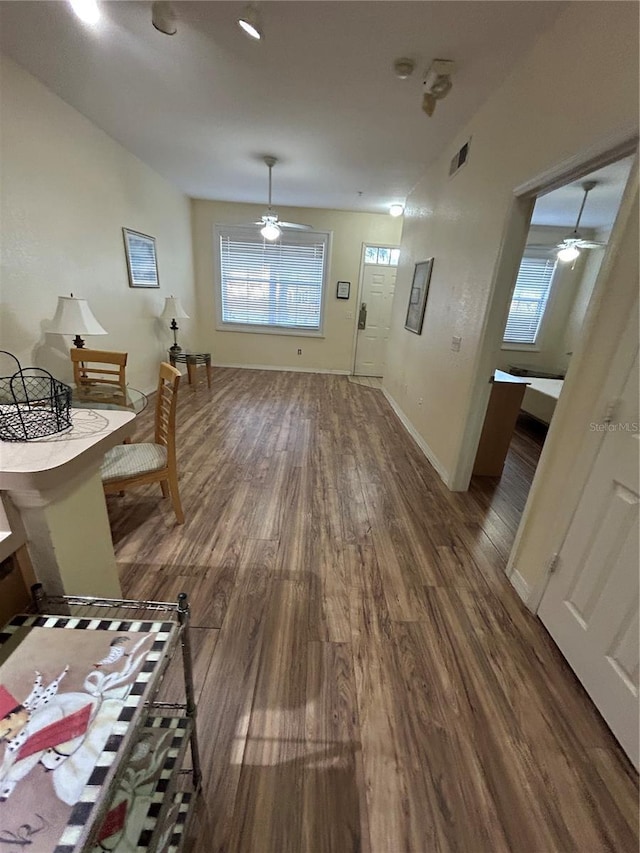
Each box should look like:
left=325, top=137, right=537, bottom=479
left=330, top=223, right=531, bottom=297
left=0, top=351, right=72, bottom=442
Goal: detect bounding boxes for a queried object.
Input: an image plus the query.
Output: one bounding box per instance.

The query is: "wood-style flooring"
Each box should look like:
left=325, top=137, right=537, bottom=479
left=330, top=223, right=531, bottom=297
left=107, top=369, right=638, bottom=853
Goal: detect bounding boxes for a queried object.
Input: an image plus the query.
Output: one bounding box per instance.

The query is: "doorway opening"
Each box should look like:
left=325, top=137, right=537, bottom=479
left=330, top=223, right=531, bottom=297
left=352, top=244, right=399, bottom=379
left=469, top=155, right=634, bottom=532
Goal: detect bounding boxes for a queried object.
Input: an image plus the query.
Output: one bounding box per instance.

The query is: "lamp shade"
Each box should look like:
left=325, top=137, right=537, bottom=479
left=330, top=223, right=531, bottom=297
left=161, top=296, right=189, bottom=320
left=49, top=296, right=108, bottom=336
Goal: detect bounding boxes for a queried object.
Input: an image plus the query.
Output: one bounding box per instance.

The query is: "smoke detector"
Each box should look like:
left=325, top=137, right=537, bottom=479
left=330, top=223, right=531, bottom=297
left=393, top=57, right=415, bottom=79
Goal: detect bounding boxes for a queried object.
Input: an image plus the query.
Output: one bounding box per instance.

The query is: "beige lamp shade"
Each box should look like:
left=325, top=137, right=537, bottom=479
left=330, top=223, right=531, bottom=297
left=49, top=295, right=107, bottom=348
left=161, top=296, right=189, bottom=320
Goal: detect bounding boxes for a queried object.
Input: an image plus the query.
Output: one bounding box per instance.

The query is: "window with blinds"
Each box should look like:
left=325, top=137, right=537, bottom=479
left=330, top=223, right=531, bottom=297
left=216, top=226, right=329, bottom=333
left=503, top=253, right=557, bottom=345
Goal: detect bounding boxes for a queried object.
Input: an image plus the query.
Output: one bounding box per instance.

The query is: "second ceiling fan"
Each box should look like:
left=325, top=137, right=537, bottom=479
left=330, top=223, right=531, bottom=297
left=530, top=180, right=607, bottom=263
left=251, top=156, right=312, bottom=241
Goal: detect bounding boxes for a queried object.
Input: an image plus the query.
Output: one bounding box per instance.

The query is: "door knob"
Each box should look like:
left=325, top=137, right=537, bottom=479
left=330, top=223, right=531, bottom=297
left=358, top=302, right=367, bottom=330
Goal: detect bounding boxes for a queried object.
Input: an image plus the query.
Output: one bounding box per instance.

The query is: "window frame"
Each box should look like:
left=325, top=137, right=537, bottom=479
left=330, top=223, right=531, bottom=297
left=214, top=224, right=332, bottom=338
left=363, top=244, right=401, bottom=266
left=501, top=249, right=558, bottom=350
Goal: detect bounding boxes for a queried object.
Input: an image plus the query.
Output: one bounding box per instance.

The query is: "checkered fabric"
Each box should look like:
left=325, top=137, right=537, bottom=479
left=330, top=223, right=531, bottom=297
left=101, top=443, right=167, bottom=483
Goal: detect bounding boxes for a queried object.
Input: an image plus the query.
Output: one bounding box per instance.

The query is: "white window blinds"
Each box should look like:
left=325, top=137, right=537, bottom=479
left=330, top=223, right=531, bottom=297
left=503, top=253, right=557, bottom=345
left=217, top=227, right=328, bottom=332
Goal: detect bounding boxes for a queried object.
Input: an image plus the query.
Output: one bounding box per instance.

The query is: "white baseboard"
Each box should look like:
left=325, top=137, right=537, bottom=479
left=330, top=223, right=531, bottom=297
left=212, top=363, right=350, bottom=375
left=509, top=569, right=535, bottom=610
left=381, top=388, right=450, bottom=486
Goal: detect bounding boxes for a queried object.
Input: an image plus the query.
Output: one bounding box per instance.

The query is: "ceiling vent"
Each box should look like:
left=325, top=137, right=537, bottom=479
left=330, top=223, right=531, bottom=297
left=449, top=139, right=470, bottom=177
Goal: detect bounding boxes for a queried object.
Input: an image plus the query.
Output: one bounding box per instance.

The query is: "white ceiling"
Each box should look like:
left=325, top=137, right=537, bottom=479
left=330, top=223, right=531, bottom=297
left=531, top=157, right=635, bottom=230
left=0, top=1, right=566, bottom=213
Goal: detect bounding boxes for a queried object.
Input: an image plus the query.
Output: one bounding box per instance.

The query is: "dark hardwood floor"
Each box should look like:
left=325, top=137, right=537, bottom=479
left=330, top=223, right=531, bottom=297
left=108, top=369, right=638, bottom=853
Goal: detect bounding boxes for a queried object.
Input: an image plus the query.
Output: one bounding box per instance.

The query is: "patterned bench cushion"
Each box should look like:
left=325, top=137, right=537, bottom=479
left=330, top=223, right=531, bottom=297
left=101, top=443, right=167, bottom=482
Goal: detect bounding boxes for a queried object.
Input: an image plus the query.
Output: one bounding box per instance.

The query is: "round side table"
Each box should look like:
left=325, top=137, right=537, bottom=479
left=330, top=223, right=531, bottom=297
left=168, top=351, right=212, bottom=389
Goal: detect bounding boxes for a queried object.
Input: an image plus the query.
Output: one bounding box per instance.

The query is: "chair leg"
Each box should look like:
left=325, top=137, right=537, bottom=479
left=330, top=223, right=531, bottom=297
left=160, top=481, right=170, bottom=498
left=167, top=471, right=185, bottom=524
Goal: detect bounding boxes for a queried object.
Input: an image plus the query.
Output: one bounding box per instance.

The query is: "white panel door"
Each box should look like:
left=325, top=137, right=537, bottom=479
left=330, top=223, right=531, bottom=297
left=354, top=265, right=396, bottom=377
left=538, top=341, right=639, bottom=768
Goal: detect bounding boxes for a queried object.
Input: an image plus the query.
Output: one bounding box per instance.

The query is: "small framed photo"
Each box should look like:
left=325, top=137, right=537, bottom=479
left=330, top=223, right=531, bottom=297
left=404, top=259, right=434, bottom=335
left=122, top=228, right=159, bottom=288
left=336, top=280, right=351, bottom=300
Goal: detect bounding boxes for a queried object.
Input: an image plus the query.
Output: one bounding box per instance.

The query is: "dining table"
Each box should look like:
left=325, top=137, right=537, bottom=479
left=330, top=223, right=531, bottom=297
left=70, top=383, right=148, bottom=414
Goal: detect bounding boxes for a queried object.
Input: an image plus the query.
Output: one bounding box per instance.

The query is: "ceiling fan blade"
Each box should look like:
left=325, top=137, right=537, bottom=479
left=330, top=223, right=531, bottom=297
left=278, top=221, right=313, bottom=231
left=576, top=240, right=606, bottom=249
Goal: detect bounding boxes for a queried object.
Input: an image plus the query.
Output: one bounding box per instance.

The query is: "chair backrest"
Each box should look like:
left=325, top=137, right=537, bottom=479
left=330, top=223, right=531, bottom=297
left=70, top=348, right=128, bottom=395
left=155, top=362, right=181, bottom=463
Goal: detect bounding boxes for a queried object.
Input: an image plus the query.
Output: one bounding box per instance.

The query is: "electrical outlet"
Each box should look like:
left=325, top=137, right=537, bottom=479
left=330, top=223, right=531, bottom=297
left=451, top=335, right=462, bottom=352
left=418, top=397, right=423, bottom=406
left=297, top=348, right=302, bottom=355
left=346, top=312, right=353, bottom=320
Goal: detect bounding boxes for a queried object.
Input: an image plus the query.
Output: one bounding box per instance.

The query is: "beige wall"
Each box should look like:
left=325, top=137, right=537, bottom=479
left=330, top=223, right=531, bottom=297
left=191, top=199, right=401, bottom=372
left=383, top=1, right=638, bottom=489
left=0, top=55, right=196, bottom=394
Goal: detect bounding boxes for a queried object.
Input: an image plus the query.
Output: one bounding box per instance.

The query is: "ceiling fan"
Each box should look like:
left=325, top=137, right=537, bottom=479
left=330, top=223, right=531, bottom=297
left=531, top=180, right=606, bottom=263
left=250, top=156, right=312, bottom=241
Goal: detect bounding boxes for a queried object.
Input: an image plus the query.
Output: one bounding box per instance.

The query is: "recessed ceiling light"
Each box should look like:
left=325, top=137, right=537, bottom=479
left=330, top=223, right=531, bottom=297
left=238, top=4, right=263, bottom=40
left=389, top=204, right=404, bottom=217
left=69, top=0, right=100, bottom=25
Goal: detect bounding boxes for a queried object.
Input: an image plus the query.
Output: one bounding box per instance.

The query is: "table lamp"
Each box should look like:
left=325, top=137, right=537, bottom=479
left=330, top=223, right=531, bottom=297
left=161, top=296, right=189, bottom=353
left=49, top=294, right=108, bottom=348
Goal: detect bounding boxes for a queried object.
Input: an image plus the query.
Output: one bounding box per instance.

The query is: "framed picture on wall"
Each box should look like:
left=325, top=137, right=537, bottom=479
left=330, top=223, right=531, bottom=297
left=404, top=259, right=434, bottom=335
left=122, top=228, right=160, bottom=288
left=336, top=281, right=351, bottom=299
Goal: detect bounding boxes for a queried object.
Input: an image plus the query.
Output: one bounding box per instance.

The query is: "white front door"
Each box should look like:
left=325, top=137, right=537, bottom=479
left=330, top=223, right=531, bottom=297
left=538, top=323, right=639, bottom=768
left=354, top=265, right=396, bottom=377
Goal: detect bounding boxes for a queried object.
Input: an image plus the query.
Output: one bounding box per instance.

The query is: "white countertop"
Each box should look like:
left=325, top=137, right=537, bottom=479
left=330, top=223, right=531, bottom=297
left=494, top=369, right=531, bottom=385
left=0, top=407, right=135, bottom=491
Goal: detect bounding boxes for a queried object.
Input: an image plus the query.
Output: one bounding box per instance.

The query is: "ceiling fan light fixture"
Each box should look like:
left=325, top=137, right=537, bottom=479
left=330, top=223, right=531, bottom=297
left=238, top=4, right=263, bottom=40
left=557, top=245, right=580, bottom=263
left=261, top=221, right=281, bottom=241
left=389, top=203, right=404, bottom=218
left=69, top=0, right=100, bottom=25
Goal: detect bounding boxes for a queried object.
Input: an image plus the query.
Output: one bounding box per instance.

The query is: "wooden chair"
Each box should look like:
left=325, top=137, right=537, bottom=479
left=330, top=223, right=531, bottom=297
left=71, top=348, right=128, bottom=405
left=101, top=362, right=184, bottom=524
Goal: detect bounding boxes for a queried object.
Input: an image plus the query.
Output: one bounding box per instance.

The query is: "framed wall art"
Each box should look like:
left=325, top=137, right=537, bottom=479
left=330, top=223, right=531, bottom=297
left=404, top=258, right=434, bottom=335
left=336, top=280, right=351, bottom=299
left=122, top=228, right=160, bottom=288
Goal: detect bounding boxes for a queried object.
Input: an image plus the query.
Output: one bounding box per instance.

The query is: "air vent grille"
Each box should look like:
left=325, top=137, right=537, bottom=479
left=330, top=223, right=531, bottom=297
left=449, top=140, right=470, bottom=177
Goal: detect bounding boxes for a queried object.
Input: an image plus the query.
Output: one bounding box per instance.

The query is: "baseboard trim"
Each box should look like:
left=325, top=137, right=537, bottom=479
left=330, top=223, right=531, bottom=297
left=381, top=388, right=450, bottom=486
left=212, top=363, right=351, bottom=375
left=509, top=569, right=535, bottom=610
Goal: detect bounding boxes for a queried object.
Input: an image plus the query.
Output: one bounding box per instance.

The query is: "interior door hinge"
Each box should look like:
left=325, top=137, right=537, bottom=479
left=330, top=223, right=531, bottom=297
left=547, top=553, right=560, bottom=574
left=603, top=398, right=619, bottom=425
